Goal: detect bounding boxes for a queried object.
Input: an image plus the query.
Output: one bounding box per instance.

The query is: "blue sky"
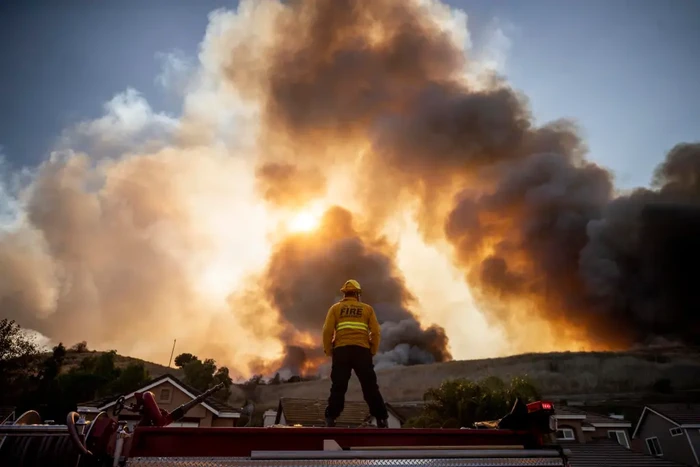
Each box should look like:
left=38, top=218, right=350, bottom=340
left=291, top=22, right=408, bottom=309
left=0, top=0, right=698, bottom=190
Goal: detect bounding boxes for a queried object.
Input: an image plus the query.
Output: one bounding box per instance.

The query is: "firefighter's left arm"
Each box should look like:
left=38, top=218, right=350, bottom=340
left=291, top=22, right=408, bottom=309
left=322, top=306, right=336, bottom=356
left=368, top=305, right=381, bottom=355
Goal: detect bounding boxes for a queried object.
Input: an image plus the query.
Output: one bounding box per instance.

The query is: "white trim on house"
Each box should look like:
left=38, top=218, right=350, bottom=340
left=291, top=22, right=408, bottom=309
left=554, top=414, right=587, bottom=420
left=83, top=377, right=240, bottom=418
left=680, top=424, right=700, bottom=428
left=581, top=426, right=595, bottom=432
left=555, top=427, right=576, bottom=441
left=685, top=429, right=699, bottom=466
left=608, top=429, right=630, bottom=449
left=645, top=436, right=663, bottom=457
left=632, top=407, right=681, bottom=439
left=591, top=422, right=632, bottom=428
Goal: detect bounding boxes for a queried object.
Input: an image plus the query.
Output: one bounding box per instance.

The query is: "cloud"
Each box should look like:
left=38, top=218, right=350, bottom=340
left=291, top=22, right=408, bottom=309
left=58, top=88, right=179, bottom=158
left=155, top=49, right=196, bottom=96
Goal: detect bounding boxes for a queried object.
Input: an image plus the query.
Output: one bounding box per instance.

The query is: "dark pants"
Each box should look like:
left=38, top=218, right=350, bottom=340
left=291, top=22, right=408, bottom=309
left=325, top=345, right=388, bottom=421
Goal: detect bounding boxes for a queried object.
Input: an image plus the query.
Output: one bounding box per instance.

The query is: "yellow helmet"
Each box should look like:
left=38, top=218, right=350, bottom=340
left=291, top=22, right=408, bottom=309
left=340, top=279, right=361, bottom=293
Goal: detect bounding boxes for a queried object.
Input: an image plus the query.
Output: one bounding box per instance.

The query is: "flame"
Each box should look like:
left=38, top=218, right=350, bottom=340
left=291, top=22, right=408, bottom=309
left=289, top=210, right=321, bottom=233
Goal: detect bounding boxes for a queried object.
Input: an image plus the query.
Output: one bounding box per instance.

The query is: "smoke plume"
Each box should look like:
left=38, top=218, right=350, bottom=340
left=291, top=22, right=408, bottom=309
left=1, top=0, right=698, bottom=378
left=224, top=0, right=699, bottom=348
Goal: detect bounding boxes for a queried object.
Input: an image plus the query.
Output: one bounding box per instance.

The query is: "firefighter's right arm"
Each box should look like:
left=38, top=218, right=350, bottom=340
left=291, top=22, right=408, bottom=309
left=322, top=305, right=336, bottom=356
left=368, top=305, right=381, bottom=355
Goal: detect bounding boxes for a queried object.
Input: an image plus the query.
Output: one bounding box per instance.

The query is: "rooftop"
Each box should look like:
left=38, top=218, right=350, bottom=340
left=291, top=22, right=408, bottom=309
left=386, top=401, right=425, bottom=424
left=566, top=438, right=684, bottom=467
left=277, top=398, right=380, bottom=427
left=79, top=373, right=239, bottom=415
left=556, top=406, right=631, bottom=426
left=647, top=404, right=700, bottom=425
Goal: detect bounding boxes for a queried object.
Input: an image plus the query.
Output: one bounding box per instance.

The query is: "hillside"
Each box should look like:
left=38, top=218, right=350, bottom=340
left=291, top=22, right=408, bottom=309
left=251, top=347, right=700, bottom=409
left=52, top=347, right=700, bottom=412
left=54, top=350, right=184, bottom=379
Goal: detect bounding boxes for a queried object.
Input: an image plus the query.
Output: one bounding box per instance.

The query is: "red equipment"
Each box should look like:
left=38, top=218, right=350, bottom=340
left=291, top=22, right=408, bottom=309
left=0, top=389, right=570, bottom=467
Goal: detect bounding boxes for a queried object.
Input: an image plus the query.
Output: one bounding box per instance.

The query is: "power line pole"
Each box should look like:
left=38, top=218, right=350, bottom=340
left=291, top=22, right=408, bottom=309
left=168, top=339, right=177, bottom=368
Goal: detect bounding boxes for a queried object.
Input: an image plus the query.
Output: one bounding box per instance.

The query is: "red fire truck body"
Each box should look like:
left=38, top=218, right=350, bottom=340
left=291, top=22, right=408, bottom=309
left=0, top=386, right=570, bottom=467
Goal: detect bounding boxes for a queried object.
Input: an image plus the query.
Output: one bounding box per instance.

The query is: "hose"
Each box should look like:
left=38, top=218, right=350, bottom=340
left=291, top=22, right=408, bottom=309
left=0, top=433, right=82, bottom=467
left=66, top=412, right=93, bottom=457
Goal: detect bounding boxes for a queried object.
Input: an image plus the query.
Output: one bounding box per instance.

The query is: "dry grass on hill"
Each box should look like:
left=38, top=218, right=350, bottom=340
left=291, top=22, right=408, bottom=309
left=250, top=347, right=700, bottom=410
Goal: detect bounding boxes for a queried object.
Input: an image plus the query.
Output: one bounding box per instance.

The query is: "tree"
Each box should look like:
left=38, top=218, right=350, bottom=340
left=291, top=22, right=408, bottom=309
left=0, top=320, right=40, bottom=406
left=182, top=357, right=217, bottom=391
left=0, top=319, right=39, bottom=362
left=69, top=341, right=89, bottom=353
left=109, top=362, right=150, bottom=395
left=270, top=373, right=281, bottom=385
left=405, top=376, right=540, bottom=429
left=174, top=353, right=198, bottom=368
left=213, top=366, right=233, bottom=401
left=241, top=374, right=264, bottom=401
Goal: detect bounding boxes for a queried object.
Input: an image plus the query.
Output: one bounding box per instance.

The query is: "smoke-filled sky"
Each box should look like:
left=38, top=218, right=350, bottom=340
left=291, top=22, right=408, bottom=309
left=1, top=0, right=699, bottom=377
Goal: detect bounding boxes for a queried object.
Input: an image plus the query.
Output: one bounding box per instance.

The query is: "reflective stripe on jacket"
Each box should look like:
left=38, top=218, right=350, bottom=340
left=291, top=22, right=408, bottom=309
left=322, top=297, right=381, bottom=356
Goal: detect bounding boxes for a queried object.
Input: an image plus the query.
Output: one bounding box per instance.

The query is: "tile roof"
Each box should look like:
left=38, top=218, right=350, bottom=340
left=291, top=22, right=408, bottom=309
left=647, top=404, right=700, bottom=425
left=556, top=406, right=631, bottom=425
left=78, top=373, right=239, bottom=414
left=566, top=438, right=685, bottom=467
left=278, top=398, right=374, bottom=427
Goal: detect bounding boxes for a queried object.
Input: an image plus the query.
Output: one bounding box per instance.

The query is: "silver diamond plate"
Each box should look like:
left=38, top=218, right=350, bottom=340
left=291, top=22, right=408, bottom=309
left=125, top=457, right=565, bottom=467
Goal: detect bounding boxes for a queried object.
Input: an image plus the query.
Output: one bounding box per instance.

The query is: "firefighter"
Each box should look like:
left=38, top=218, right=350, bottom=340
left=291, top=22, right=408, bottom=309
left=322, top=279, right=389, bottom=428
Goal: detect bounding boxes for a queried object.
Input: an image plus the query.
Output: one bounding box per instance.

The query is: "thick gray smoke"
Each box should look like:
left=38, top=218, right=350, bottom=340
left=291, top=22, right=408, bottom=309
left=228, top=0, right=700, bottom=348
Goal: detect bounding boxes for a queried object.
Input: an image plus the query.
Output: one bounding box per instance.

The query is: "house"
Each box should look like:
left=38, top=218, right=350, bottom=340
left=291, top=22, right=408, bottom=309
left=273, top=398, right=402, bottom=428
left=0, top=407, right=16, bottom=425
left=385, top=401, right=426, bottom=426
left=632, top=404, right=700, bottom=466
left=554, top=406, right=632, bottom=447
left=566, top=438, right=685, bottom=467
left=77, top=373, right=240, bottom=430
left=263, top=409, right=278, bottom=427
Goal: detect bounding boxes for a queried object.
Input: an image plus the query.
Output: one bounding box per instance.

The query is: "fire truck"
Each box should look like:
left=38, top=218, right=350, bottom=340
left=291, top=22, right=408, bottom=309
left=0, top=382, right=571, bottom=466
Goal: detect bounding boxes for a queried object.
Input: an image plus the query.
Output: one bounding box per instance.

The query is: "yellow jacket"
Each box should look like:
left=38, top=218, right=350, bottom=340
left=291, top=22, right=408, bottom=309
left=322, top=297, right=381, bottom=356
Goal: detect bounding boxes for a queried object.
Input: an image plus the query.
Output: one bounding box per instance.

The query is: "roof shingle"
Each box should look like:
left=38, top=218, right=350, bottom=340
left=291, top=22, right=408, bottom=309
left=566, top=438, right=685, bottom=467
left=556, top=406, right=631, bottom=425
left=278, top=398, right=373, bottom=427
left=647, top=404, right=700, bottom=425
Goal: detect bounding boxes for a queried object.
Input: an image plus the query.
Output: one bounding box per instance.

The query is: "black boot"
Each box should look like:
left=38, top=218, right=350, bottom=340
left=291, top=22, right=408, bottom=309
left=325, top=416, right=336, bottom=427
left=376, top=418, right=388, bottom=428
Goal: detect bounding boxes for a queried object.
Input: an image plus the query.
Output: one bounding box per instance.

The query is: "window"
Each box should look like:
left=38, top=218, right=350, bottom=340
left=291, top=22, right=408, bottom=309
left=669, top=427, right=683, bottom=437
left=166, top=422, right=199, bottom=428
left=159, top=387, right=172, bottom=403
left=556, top=428, right=576, bottom=441
left=646, top=437, right=663, bottom=457
left=608, top=430, right=630, bottom=448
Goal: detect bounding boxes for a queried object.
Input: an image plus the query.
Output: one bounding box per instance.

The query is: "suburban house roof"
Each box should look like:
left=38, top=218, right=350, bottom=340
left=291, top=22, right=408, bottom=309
left=275, top=398, right=400, bottom=427
left=386, top=401, right=425, bottom=424
left=566, top=438, right=685, bottom=467
left=555, top=406, right=632, bottom=428
left=77, top=373, right=240, bottom=418
left=633, top=404, right=700, bottom=437
left=0, top=406, right=16, bottom=424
